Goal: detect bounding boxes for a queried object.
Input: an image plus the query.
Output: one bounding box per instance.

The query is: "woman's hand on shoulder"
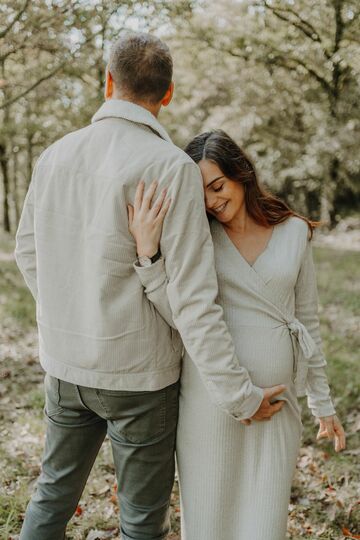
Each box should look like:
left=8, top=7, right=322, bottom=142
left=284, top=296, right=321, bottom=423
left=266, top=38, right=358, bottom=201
left=128, top=180, right=171, bottom=257
left=316, top=415, right=346, bottom=452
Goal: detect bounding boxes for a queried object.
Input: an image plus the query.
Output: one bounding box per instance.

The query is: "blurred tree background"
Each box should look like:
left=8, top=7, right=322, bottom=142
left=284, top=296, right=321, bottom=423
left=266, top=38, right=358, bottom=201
left=0, top=0, right=359, bottom=234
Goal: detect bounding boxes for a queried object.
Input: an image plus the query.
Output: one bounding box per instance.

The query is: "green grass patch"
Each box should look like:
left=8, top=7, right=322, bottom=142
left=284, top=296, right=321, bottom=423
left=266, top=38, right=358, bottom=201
left=0, top=260, right=36, bottom=330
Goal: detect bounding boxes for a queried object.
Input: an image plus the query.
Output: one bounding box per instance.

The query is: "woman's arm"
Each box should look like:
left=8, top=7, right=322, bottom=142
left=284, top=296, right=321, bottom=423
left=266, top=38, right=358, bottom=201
left=128, top=180, right=175, bottom=328
left=295, top=237, right=345, bottom=451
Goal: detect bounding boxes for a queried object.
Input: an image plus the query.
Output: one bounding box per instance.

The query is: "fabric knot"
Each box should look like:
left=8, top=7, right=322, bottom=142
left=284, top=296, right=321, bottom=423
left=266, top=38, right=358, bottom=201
left=287, top=319, right=317, bottom=359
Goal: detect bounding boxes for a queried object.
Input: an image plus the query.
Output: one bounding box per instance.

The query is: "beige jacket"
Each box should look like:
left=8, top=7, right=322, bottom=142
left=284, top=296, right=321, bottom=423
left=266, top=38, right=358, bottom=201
left=15, top=99, right=263, bottom=420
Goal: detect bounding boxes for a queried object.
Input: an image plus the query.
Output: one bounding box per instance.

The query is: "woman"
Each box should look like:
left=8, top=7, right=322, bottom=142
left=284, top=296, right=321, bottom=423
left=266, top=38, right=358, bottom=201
left=128, top=130, right=346, bottom=540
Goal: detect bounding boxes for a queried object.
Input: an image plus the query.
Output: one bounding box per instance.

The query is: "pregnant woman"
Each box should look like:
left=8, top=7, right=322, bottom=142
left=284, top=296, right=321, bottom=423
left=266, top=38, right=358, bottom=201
left=128, top=130, right=346, bottom=540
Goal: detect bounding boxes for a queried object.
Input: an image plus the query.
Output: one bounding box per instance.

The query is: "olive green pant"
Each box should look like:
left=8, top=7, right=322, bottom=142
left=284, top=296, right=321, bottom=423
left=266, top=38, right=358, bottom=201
left=19, top=374, right=179, bottom=540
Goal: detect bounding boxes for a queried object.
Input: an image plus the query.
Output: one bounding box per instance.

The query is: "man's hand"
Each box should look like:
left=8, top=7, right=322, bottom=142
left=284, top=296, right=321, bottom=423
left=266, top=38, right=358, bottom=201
left=240, top=385, right=286, bottom=425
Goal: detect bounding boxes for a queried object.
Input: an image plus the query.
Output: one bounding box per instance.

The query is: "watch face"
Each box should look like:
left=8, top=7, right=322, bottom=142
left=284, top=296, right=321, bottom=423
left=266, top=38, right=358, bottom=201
left=138, top=256, right=152, bottom=267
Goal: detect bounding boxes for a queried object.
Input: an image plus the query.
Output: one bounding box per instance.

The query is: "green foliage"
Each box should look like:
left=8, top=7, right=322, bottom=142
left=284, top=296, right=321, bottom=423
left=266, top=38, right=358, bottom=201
left=1, top=0, right=359, bottom=232
left=163, top=0, right=360, bottom=223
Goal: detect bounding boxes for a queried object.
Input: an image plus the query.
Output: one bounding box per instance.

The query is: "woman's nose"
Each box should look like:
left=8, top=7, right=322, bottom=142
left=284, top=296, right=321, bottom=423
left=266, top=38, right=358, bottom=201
left=205, top=191, right=216, bottom=210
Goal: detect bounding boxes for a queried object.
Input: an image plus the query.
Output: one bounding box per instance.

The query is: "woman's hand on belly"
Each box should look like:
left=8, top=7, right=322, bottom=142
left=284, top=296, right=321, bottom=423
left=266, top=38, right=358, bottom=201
left=243, top=384, right=287, bottom=424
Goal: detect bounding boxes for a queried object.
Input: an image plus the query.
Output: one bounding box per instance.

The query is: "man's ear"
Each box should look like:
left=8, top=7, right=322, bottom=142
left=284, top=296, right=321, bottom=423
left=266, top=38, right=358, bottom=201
left=161, top=82, right=174, bottom=107
left=104, top=68, right=114, bottom=100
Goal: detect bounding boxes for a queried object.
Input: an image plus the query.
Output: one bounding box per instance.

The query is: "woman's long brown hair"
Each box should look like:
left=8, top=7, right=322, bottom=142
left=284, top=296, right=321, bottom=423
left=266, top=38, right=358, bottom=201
left=184, top=130, right=318, bottom=238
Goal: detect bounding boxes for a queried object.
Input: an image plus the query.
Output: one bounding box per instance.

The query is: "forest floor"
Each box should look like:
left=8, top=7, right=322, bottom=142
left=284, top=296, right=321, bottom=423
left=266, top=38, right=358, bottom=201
left=0, top=230, right=359, bottom=540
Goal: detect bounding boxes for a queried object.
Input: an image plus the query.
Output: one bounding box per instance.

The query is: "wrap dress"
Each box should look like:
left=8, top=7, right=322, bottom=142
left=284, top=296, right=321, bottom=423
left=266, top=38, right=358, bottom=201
left=134, top=216, right=335, bottom=540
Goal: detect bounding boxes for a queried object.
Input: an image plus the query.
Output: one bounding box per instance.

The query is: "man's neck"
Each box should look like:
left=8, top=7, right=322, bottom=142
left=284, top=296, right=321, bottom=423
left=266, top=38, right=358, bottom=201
left=109, top=95, right=161, bottom=118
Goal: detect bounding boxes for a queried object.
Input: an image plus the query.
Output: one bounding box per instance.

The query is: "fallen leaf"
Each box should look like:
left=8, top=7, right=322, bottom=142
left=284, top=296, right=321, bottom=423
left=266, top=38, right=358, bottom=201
left=342, top=527, right=360, bottom=539
left=110, top=494, right=118, bottom=505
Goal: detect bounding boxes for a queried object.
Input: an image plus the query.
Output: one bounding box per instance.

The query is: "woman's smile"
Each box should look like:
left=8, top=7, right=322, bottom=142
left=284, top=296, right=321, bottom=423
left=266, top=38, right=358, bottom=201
left=212, top=201, right=228, bottom=215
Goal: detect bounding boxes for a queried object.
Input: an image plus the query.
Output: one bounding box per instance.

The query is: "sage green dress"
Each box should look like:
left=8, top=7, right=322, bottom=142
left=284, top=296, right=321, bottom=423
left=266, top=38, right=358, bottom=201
left=135, top=216, right=335, bottom=540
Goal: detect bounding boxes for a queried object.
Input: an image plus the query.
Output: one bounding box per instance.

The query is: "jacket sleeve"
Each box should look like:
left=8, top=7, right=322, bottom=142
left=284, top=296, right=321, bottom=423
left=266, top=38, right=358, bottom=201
left=133, top=257, right=176, bottom=328
left=295, top=239, right=336, bottom=418
left=14, top=170, right=38, bottom=301
left=157, top=160, right=264, bottom=420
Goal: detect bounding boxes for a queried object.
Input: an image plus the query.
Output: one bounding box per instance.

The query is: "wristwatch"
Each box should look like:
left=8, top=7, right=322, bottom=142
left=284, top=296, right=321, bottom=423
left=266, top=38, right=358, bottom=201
left=137, top=249, right=162, bottom=267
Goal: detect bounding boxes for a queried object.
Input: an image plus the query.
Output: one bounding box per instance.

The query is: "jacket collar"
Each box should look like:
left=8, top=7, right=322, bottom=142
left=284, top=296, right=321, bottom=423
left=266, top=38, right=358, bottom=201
left=91, top=99, right=172, bottom=143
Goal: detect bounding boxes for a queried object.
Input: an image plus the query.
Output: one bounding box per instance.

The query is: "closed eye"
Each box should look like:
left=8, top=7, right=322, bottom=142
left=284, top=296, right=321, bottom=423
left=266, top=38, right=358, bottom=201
left=213, top=184, right=224, bottom=192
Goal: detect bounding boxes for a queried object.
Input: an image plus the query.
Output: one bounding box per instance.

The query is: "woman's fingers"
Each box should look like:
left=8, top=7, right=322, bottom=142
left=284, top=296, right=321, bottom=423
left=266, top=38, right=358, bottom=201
left=127, top=205, right=134, bottom=225
left=143, top=180, right=158, bottom=209
left=151, top=188, right=167, bottom=217
left=134, top=181, right=145, bottom=212
left=134, top=180, right=168, bottom=217
left=156, top=197, right=171, bottom=221
left=317, top=428, right=328, bottom=440
left=334, top=418, right=346, bottom=452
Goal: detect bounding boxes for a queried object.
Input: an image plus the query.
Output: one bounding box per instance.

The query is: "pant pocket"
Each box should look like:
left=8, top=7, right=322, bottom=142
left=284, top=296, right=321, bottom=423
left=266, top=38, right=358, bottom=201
left=98, top=387, right=167, bottom=444
left=44, top=374, right=64, bottom=417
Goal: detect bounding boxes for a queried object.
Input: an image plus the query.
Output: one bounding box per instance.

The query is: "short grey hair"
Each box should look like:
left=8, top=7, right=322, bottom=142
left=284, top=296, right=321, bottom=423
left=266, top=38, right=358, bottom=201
left=108, top=33, right=173, bottom=104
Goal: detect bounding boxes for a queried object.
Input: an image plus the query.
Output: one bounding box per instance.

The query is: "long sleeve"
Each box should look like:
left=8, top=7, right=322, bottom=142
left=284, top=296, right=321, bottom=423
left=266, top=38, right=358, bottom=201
left=156, top=161, right=263, bottom=420
left=295, top=239, right=336, bottom=418
left=133, top=257, right=175, bottom=328
left=15, top=174, right=38, bottom=301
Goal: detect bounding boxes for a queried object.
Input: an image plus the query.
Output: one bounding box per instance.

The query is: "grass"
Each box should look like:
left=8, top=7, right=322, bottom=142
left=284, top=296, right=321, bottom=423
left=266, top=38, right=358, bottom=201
left=0, top=231, right=359, bottom=539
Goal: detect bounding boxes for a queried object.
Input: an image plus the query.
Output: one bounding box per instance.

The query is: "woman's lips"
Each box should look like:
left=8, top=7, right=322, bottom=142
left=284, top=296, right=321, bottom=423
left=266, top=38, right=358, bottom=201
left=213, top=202, right=228, bottom=215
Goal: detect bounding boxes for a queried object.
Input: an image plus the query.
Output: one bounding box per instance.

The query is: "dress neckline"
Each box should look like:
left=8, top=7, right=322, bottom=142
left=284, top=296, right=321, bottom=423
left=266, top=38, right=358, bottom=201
left=218, top=222, right=277, bottom=270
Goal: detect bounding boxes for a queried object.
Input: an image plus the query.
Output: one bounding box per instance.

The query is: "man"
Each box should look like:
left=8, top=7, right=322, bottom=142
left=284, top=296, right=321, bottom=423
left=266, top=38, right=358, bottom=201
left=15, top=33, right=284, bottom=540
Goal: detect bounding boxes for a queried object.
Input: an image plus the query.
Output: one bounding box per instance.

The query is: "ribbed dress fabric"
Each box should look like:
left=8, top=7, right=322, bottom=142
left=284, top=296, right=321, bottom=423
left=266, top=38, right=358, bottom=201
left=176, top=217, right=334, bottom=540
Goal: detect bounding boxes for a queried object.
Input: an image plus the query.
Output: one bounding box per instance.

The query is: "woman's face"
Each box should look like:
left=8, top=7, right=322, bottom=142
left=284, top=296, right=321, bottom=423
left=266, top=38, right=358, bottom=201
left=198, top=159, right=245, bottom=224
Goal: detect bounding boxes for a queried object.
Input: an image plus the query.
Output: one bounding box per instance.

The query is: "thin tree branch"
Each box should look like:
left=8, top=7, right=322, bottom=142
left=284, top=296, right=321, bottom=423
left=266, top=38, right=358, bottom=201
left=182, top=30, right=249, bottom=61
left=0, top=42, right=27, bottom=63
left=267, top=53, right=333, bottom=96
left=261, top=0, right=332, bottom=59
left=263, top=1, right=321, bottom=39
left=0, top=62, right=66, bottom=110
left=0, top=0, right=30, bottom=39
left=0, top=17, right=118, bottom=110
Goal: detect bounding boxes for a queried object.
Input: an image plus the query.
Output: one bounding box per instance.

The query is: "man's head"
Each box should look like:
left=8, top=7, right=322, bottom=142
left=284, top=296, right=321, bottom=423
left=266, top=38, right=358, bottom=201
left=105, top=32, right=174, bottom=115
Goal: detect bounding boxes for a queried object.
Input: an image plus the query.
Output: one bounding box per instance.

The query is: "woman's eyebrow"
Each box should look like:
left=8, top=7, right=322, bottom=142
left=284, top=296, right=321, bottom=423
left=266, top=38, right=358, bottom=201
left=206, top=175, right=224, bottom=188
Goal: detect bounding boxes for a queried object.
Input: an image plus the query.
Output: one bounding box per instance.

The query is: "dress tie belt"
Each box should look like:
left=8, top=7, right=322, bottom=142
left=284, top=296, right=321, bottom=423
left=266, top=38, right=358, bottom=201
left=287, top=319, right=317, bottom=359
left=285, top=318, right=317, bottom=396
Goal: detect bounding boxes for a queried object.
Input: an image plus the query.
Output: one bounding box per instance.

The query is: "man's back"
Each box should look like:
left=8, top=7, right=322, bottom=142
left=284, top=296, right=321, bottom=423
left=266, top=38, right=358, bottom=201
left=17, top=100, right=186, bottom=390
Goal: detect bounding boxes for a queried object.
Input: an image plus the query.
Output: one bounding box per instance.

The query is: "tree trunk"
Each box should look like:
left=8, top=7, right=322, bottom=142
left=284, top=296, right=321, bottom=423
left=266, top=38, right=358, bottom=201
left=12, top=146, right=20, bottom=225
left=321, top=0, right=344, bottom=227
left=320, top=158, right=339, bottom=226
left=0, top=143, right=11, bottom=233
left=27, top=132, right=34, bottom=188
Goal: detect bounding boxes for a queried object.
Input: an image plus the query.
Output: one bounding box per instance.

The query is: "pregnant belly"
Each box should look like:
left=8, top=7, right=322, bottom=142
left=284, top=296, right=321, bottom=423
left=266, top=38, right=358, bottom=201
left=229, top=325, right=295, bottom=387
